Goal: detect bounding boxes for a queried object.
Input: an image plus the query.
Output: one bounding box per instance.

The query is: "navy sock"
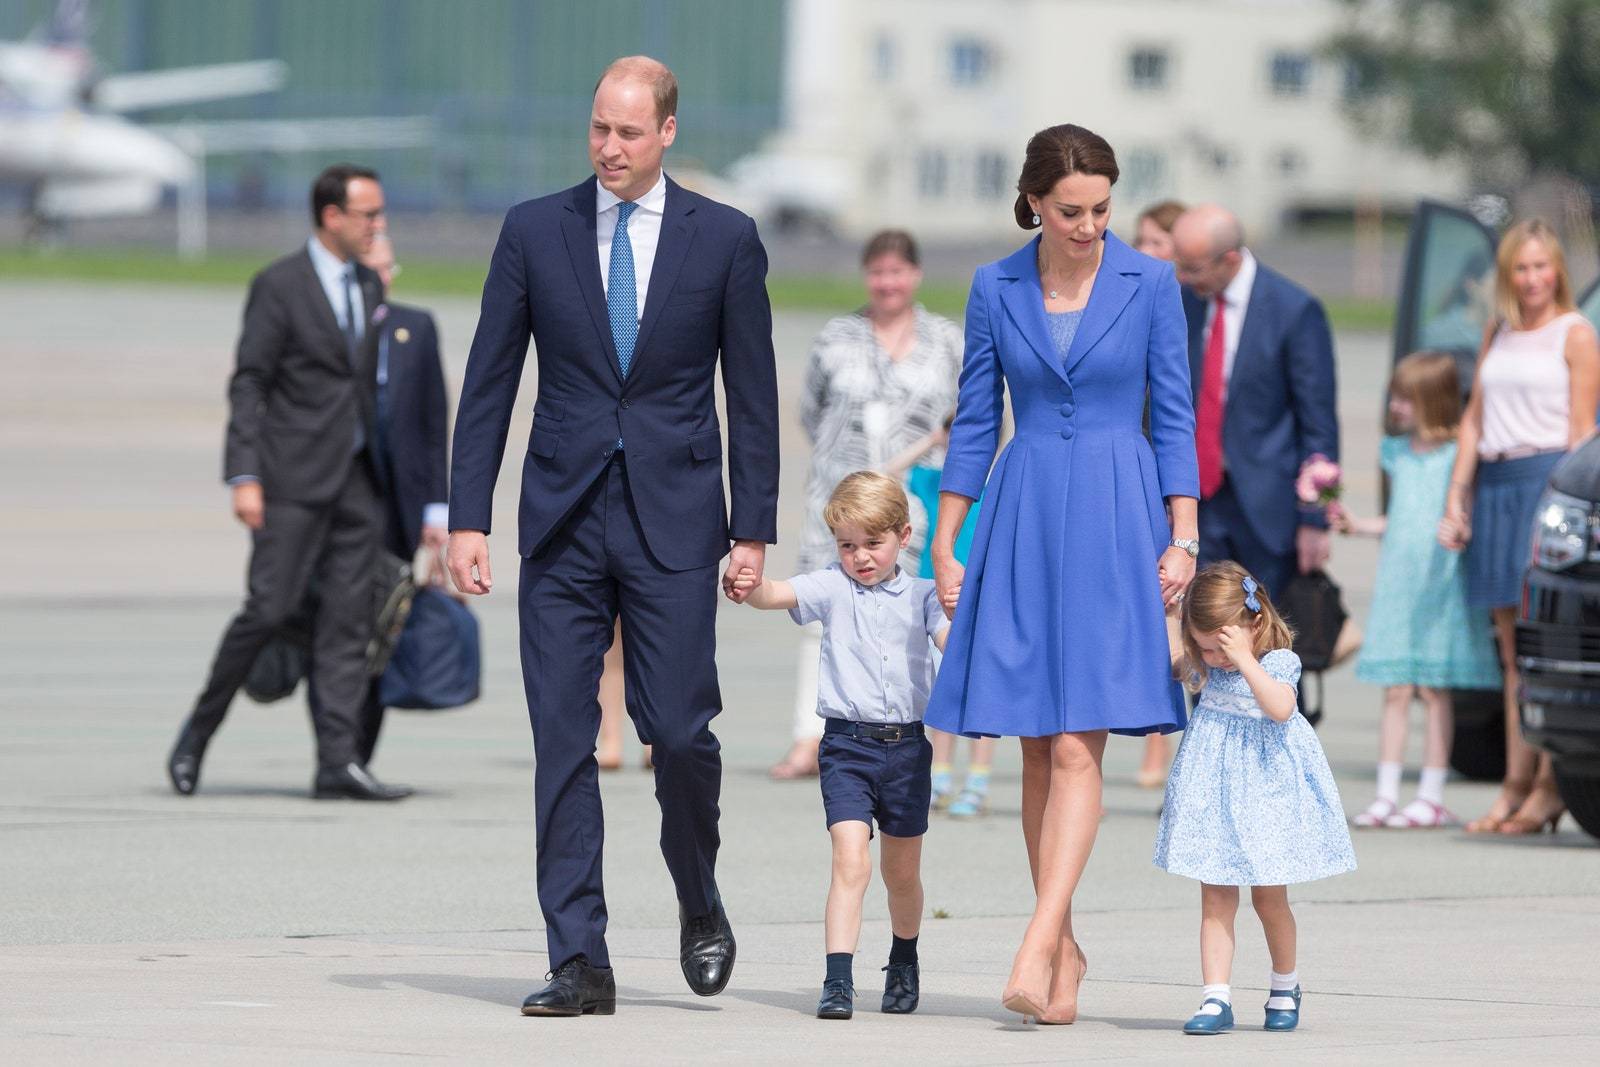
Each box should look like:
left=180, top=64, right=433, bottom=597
left=825, top=952, right=853, bottom=986
left=889, top=935, right=918, bottom=966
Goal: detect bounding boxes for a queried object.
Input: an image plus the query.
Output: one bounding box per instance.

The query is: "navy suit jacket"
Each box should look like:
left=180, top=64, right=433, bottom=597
left=449, top=175, right=780, bottom=570
left=1183, top=262, right=1338, bottom=553
left=376, top=303, right=448, bottom=556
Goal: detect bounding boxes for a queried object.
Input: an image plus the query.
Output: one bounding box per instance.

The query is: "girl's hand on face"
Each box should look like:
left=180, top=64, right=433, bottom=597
left=1216, top=624, right=1256, bottom=670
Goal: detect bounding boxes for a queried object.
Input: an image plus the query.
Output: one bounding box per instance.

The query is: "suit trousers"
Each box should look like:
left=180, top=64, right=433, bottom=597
left=188, top=461, right=381, bottom=769
left=1198, top=477, right=1297, bottom=601
left=520, top=455, right=723, bottom=969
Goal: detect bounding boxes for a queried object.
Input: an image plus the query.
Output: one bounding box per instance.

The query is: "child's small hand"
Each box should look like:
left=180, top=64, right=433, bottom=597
left=1216, top=624, right=1256, bottom=670
left=727, top=567, right=760, bottom=601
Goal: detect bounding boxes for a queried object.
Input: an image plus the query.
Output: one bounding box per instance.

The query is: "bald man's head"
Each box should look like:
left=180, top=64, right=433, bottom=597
left=1171, top=204, right=1246, bottom=298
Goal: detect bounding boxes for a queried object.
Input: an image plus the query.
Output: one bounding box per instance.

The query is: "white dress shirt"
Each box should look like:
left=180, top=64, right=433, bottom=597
left=596, top=171, right=668, bottom=319
left=1200, top=247, right=1257, bottom=400
left=306, top=234, right=365, bottom=338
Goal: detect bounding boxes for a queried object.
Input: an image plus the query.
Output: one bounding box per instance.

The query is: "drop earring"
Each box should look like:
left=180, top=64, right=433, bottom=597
left=1032, top=213, right=1041, bottom=225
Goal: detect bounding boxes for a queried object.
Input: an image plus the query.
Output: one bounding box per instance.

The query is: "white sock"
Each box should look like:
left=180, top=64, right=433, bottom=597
left=1418, top=766, right=1448, bottom=805
left=1376, top=762, right=1402, bottom=803
left=1267, top=971, right=1299, bottom=1010
left=1197, top=983, right=1231, bottom=1013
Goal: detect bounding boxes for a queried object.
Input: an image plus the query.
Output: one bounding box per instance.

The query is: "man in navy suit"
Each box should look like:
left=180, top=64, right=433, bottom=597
left=446, top=56, right=779, bottom=1016
left=1171, top=204, right=1338, bottom=600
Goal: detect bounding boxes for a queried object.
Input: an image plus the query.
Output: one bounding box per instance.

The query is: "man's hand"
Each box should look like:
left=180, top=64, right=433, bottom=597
left=447, top=530, right=493, bottom=596
left=723, top=540, right=766, bottom=603
left=1296, top=525, right=1330, bottom=575
left=232, top=482, right=264, bottom=530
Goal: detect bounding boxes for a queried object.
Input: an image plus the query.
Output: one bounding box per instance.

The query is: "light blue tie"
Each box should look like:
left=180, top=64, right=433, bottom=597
left=608, top=201, right=638, bottom=380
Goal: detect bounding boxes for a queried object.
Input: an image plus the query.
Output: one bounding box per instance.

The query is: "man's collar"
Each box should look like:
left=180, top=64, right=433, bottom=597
left=1222, top=247, right=1257, bottom=309
left=595, top=170, right=668, bottom=215
left=306, top=234, right=351, bottom=277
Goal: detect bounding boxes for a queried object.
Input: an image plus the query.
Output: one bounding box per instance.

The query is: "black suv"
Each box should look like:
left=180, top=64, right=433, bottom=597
left=1515, top=441, right=1600, bottom=838
left=1394, top=201, right=1600, bottom=837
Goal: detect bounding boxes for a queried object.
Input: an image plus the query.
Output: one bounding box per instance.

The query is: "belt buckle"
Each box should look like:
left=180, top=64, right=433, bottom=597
left=879, top=725, right=903, bottom=742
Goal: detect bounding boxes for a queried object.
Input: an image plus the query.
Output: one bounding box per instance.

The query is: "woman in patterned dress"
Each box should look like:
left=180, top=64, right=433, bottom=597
left=768, top=230, right=965, bottom=779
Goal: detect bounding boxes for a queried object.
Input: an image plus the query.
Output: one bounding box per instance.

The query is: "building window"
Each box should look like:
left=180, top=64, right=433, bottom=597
left=1270, top=51, right=1312, bottom=96
left=1128, top=47, right=1169, bottom=92
left=1276, top=147, right=1305, bottom=176
left=917, top=149, right=949, bottom=199
left=1206, top=145, right=1235, bottom=174
left=975, top=151, right=1009, bottom=199
left=873, top=32, right=896, bottom=83
left=949, top=38, right=994, bottom=86
left=1122, top=148, right=1167, bottom=197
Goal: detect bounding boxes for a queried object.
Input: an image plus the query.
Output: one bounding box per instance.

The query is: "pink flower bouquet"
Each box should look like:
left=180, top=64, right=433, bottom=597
left=1296, top=453, right=1344, bottom=521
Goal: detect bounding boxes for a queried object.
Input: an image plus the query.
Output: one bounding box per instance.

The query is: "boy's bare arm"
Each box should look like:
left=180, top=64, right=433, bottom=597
left=933, top=626, right=950, bottom=653
left=732, top=568, right=799, bottom=611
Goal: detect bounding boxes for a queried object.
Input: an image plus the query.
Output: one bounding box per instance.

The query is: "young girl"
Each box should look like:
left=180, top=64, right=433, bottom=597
left=1154, top=562, right=1356, bottom=1035
left=1336, top=352, right=1501, bottom=827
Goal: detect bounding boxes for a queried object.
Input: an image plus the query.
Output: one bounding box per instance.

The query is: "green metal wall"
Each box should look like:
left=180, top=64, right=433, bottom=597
left=2, top=0, right=785, bottom=212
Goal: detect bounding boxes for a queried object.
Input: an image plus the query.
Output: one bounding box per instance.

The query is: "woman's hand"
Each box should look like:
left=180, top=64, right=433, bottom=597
left=1217, top=624, right=1257, bottom=671
left=1437, top=505, right=1471, bottom=551
left=1158, top=547, right=1195, bottom=607
left=933, top=551, right=965, bottom=620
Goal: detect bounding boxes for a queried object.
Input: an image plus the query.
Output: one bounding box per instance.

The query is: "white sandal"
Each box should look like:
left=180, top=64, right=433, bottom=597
left=1352, top=797, right=1397, bottom=828
left=1384, top=798, right=1457, bottom=828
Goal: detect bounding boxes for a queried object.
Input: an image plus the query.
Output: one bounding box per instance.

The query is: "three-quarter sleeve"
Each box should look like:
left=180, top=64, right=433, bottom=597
left=1146, top=261, right=1200, bottom=500
left=940, top=267, right=1004, bottom=500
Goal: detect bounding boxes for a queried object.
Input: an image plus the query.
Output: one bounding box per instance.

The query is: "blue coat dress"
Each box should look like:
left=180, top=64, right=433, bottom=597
left=924, top=232, right=1200, bottom=738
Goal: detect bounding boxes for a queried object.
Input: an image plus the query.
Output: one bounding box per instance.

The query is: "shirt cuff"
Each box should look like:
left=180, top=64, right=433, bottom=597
left=227, top=475, right=260, bottom=487
left=423, top=502, right=449, bottom=529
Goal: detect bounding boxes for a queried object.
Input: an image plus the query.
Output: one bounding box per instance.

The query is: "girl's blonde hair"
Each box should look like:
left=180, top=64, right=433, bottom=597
left=1178, top=561, right=1295, bottom=692
left=822, top=470, right=911, bottom=535
left=1390, top=350, right=1462, bottom=443
left=1495, top=218, right=1576, bottom=329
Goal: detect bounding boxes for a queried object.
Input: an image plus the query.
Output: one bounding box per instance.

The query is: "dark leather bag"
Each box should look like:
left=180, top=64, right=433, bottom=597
left=1277, top=569, right=1351, bottom=727
left=377, top=587, right=481, bottom=710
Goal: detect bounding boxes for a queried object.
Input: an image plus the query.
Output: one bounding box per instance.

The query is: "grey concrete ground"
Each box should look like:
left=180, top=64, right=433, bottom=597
left=2, top=279, right=1597, bottom=1064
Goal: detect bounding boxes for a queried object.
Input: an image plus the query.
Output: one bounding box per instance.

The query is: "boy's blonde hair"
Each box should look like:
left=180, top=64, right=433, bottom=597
left=1390, top=350, right=1462, bottom=443
left=1178, top=561, right=1296, bottom=692
left=823, top=471, right=911, bottom=535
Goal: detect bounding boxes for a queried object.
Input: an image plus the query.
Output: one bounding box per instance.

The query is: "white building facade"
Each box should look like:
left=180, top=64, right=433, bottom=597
left=765, top=0, right=1465, bottom=240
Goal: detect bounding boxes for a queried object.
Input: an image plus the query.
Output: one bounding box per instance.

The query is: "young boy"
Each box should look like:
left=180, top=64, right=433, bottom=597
left=731, top=471, right=949, bottom=1020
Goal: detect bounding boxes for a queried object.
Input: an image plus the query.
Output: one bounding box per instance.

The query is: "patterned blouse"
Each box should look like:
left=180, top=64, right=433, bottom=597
left=797, top=305, right=964, bottom=574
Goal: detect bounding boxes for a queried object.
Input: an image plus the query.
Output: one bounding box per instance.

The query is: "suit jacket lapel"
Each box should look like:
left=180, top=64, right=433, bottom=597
left=1229, top=269, right=1274, bottom=416
left=997, top=238, right=1070, bottom=387
left=1183, top=289, right=1206, bottom=402
left=559, top=179, right=622, bottom=384
left=632, top=177, right=696, bottom=376
left=295, top=250, right=347, bottom=353
left=1062, top=236, right=1138, bottom=376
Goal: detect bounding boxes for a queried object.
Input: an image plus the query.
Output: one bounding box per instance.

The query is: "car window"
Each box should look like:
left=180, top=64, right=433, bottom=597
left=1581, top=280, right=1600, bottom=333
left=1394, top=202, right=1498, bottom=365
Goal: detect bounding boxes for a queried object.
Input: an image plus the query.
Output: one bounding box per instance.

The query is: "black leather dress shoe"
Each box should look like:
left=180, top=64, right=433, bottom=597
left=816, top=977, right=854, bottom=1020
left=167, top=729, right=207, bottom=796
left=679, top=897, right=736, bottom=996
left=521, top=956, right=616, bottom=1017
left=312, top=762, right=413, bottom=801
left=881, top=961, right=920, bottom=1014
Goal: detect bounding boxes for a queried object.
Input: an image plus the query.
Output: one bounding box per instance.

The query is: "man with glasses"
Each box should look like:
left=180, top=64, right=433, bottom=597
left=167, top=163, right=412, bottom=801
left=1170, top=203, right=1339, bottom=606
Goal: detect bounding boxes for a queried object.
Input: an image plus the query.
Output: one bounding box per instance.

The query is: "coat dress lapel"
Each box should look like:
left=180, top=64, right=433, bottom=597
left=997, top=237, right=1071, bottom=387
left=1062, top=232, right=1140, bottom=377
left=560, top=178, right=623, bottom=386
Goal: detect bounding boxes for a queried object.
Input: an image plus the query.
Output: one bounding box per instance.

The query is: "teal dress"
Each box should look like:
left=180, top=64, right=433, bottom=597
left=1356, top=436, right=1501, bottom=689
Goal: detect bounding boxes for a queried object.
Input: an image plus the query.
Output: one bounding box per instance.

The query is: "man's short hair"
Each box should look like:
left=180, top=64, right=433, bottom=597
left=594, top=56, right=678, bottom=128
left=823, top=471, right=911, bottom=536
left=311, top=163, right=380, bottom=229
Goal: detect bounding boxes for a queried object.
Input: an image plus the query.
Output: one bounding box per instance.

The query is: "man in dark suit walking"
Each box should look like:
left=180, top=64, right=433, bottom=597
left=167, top=164, right=411, bottom=802
left=1172, top=204, right=1339, bottom=599
left=447, top=56, right=779, bottom=1016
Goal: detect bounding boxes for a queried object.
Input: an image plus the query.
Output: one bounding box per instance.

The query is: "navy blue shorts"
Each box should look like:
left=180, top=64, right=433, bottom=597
left=818, top=725, right=933, bottom=839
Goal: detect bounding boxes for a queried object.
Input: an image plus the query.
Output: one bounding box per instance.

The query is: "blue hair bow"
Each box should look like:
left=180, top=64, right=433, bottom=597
left=1242, top=577, right=1262, bottom=614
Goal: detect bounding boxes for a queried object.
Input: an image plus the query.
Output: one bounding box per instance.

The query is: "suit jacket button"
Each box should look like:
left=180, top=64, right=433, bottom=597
left=621, top=399, right=631, bottom=409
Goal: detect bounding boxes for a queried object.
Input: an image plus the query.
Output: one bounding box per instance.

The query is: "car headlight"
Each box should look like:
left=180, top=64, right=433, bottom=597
left=1531, top=490, right=1593, bottom=570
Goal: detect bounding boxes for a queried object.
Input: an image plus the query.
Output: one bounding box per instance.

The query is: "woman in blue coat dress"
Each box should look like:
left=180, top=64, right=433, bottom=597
left=926, top=126, right=1200, bottom=1023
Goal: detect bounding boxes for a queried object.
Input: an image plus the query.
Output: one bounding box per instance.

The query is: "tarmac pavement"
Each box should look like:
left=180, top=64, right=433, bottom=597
left=2, top=279, right=1597, bottom=1064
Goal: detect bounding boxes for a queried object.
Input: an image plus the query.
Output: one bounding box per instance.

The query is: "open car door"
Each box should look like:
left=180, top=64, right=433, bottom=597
left=1393, top=200, right=1499, bottom=382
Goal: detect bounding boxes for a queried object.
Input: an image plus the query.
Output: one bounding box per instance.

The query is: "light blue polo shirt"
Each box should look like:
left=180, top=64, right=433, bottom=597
left=788, top=563, right=949, bottom=725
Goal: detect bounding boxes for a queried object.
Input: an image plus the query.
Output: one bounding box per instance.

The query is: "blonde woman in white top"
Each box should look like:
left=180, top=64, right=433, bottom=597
left=1440, top=219, right=1600, bottom=835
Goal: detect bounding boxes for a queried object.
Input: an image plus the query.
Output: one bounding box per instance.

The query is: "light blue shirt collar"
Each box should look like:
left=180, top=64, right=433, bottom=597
left=306, top=234, right=362, bottom=334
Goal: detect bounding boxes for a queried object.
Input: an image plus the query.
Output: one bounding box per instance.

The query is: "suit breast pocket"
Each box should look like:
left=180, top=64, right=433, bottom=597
left=668, top=284, right=722, bottom=311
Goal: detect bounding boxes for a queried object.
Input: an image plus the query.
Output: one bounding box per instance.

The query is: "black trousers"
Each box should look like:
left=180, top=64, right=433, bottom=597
left=1197, top=478, right=1297, bottom=600
left=520, top=457, right=723, bottom=969
left=186, top=462, right=381, bottom=769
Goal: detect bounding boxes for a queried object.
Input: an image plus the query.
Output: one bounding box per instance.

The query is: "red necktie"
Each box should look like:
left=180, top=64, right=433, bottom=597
left=1195, top=295, right=1227, bottom=499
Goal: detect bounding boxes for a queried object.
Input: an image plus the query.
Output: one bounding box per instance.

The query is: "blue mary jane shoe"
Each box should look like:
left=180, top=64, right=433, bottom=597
left=1263, top=985, right=1301, bottom=1031
left=1182, top=999, right=1234, bottom=1035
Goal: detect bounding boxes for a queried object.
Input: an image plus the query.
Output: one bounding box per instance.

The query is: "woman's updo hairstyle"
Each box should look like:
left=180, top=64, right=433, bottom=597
left=1013, top=124, right=1119, bottom=230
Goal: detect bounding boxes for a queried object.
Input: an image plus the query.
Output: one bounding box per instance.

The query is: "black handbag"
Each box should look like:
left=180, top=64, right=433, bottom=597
left=378, top=587, right=482, bottom=710
left=242, top=551, right=414, bottom=704
left=1276, top=569, right=1350, bottom=727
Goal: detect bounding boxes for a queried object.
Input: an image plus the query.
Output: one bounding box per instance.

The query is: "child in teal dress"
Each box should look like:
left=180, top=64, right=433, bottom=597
left=1335, top=352, right=1501, bottom=828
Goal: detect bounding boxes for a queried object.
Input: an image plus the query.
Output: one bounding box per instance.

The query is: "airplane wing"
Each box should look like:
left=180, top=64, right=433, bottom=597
left=146, top=116, right=433, bottom=154
left=94, top=59, right=287, bottom=112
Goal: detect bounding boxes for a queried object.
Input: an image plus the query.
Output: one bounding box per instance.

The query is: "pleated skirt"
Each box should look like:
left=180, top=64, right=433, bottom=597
left=1464, top=450, right=1563, bottom=609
